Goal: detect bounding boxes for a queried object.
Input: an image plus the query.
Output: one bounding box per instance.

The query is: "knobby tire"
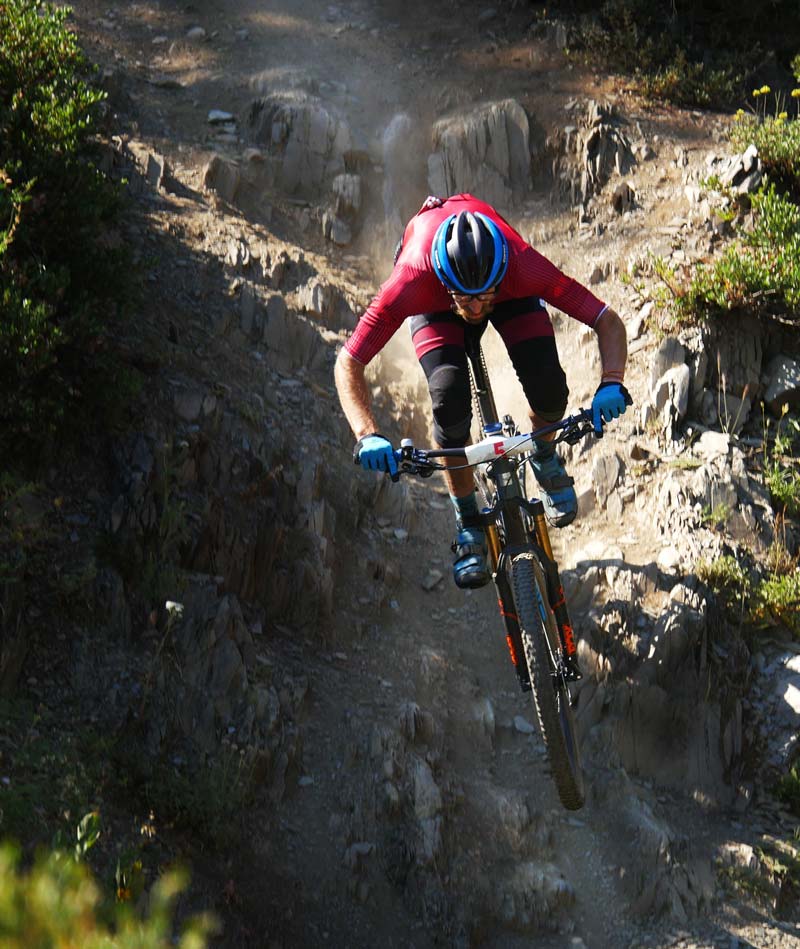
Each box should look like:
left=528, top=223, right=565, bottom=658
left=510, top=551, right=585, bottom=810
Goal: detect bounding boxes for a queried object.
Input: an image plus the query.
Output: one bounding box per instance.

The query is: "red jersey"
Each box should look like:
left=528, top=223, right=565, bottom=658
left=344, top=194, right=607, bottom=365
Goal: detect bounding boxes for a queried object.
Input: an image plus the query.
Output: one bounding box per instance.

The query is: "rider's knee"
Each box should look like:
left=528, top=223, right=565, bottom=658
left=526, top=368, right=568, bottom=422
left=433, top=414, right=471, bottom=447
left=531, top=397, right=568, bottom=424
left=508, top=336, right=569, bottom=423
left=429, top=364, right=471, bottom=447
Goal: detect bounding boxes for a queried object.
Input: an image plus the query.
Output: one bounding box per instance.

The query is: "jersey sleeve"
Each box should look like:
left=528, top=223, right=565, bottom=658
left=344, top=265, right=439, bottom=365
left=512, top=246, right=607, bottom=326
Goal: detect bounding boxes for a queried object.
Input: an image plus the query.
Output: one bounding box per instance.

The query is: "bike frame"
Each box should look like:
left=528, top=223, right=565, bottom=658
left=463, top=339, right=579, bottom=692
left=392, top=344, right=594, bottom=689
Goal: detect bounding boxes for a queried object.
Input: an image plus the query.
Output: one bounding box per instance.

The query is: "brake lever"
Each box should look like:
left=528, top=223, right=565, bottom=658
left=557, top=421, right=596, bottom=445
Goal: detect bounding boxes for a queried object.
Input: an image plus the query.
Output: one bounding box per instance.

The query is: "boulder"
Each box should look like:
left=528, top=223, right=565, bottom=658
left=717, top=143, right=763, bottom=195
left=203, top=154, right=241, bottom=204
left=700, top=312, right=763, bottom=406
left=653, top=364, right=691, bottom=421
left=612, top=180, right=636, bottom=213
left=322, top=209, right=352, bottom=245
left=248, top=91, right=352, bottom=198
left=331, top=172, right=362, bottom=219
left=693, top=431, right=730, bottom=462
left=578, top=100, right=635, bottom=201
left=592, top=452, right=622, bottom=508
left=494, top=861, right=575, bottom=931
left=427, top=99, right=534, bottom=208
left=764, top=354, right=800, bottom=415
left=263, top=306, right=328, bottom=374
left=649, top=337, right=686, bottom=390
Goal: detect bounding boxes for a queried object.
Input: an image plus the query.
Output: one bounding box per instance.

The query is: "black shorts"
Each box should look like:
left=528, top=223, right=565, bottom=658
left=410, top=300, right=569, bottom=448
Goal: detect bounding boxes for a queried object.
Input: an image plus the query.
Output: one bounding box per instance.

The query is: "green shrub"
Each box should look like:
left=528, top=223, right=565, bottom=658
left=640, top=50, right=739, bottom=109
left=777, top=761, right=800, bottom=814
left=701, top=502, right=733, bottom=530
left=730, top=106, right=800, bottom=198
left=570, top=0, right=673, bottom=76
left=696, top=554, right=749, bottom=607
left=560, top=0, right=800, bottom=109
left=0, top=1, right=133, bottom=463
left=664, top=184, right=800, bottom=325
left=568, top=10, right=740, bottom=109
left=0, top=700, right=112, bottom=846
left=750, top=567, right=800, bottom=636
left=0, top=844, right=213, bottom=948
left=125, top=746, right=256, bottom=850
left=763, top=409, right=800, bottom=517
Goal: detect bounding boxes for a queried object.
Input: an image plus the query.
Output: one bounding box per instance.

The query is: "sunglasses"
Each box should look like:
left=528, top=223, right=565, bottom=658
left=449, top=288, right=498, bottom=304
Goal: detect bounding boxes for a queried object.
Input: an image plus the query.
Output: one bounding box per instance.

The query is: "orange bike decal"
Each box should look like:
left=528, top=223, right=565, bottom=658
left=498, top=598, right=518, bottom=622
left=552, top=586, right=566, bottom=609
left=562, top=623, right=577, bottom=656
left=505, top=634, right=519, bottom=666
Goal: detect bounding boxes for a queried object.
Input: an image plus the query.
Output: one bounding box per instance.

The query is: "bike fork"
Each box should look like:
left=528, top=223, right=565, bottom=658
left=530, top=501, right=581, bottom=680
left=485, top=514, right=532, bottom=692
left=496, top=582, right=532, bottom=693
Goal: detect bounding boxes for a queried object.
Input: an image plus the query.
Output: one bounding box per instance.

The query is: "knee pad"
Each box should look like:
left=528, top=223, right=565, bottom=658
left=507, top=336, right=569, bottom=423
left=537, top=372, right=569, bottom=421
left=532, top=394, right=568, bottom=424
left=428, top=364, right=471, bottom=447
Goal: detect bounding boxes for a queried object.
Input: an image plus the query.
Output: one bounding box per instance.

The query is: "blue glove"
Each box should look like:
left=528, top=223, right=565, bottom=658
left=353, top=434, right=398, bottom=476
left=591, top=381, right=632, bottom=435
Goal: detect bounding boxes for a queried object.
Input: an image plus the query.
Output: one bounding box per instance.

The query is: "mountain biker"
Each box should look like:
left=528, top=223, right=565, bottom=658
left=334, top=193, right=631, bottom=590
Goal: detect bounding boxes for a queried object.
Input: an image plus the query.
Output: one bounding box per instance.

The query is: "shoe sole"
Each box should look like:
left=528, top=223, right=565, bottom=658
left=454, top=569, right=490, bottom=589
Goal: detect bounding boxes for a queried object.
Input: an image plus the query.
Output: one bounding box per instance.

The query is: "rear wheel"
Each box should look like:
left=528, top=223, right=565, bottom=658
left=510, top=551, right=584, bottom=810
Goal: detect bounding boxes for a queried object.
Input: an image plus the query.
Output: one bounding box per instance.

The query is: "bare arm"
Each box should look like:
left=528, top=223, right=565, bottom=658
left=334, top=348, right=379, bottom=439
left=594, top=307, right=628, bottom=382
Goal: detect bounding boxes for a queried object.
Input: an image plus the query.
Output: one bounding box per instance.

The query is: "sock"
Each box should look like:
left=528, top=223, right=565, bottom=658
left=450, top=491, right=480, bottom=530
left=533, top=439, right=555, bottom=460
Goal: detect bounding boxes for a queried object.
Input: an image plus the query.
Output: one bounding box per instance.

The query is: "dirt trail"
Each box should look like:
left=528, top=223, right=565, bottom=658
left=66, top=1, right=799, bottom=946
left=257, top=477, right=627, bottom=948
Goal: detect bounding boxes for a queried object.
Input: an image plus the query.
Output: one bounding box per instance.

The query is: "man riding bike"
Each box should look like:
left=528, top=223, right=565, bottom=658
left=334, top=193, right=631, bottom=590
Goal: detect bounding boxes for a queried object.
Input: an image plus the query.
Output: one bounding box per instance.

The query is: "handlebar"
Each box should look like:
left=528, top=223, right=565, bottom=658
left=392, top=408, right=597, bottom=480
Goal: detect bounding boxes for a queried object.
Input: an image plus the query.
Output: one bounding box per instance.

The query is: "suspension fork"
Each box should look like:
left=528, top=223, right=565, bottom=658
left=530, top=500, right=578, bottom=662
left=483, top=511, right=531, bottom=692
left=493, top=564, right=532, bottom=693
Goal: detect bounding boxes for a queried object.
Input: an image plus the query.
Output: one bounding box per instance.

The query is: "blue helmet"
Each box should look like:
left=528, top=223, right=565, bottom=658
left=431, top=211, right=509, bottom=294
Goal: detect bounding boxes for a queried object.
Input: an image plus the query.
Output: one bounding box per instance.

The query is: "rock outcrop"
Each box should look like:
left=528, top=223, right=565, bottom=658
left=427, top=99, right=536, bottom=208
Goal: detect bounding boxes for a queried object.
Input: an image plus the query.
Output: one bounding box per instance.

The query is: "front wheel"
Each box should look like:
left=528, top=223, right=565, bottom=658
left=510, top=551, right=584, bottom=810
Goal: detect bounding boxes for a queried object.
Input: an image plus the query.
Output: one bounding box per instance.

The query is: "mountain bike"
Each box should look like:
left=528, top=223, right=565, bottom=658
left=390, top=339, right=603, bottom=811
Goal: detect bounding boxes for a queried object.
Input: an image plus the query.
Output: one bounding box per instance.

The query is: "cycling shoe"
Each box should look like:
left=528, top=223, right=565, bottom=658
left=451, top=528, right=490, bottom=589
left=529, top=444, right=577, bottom=528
